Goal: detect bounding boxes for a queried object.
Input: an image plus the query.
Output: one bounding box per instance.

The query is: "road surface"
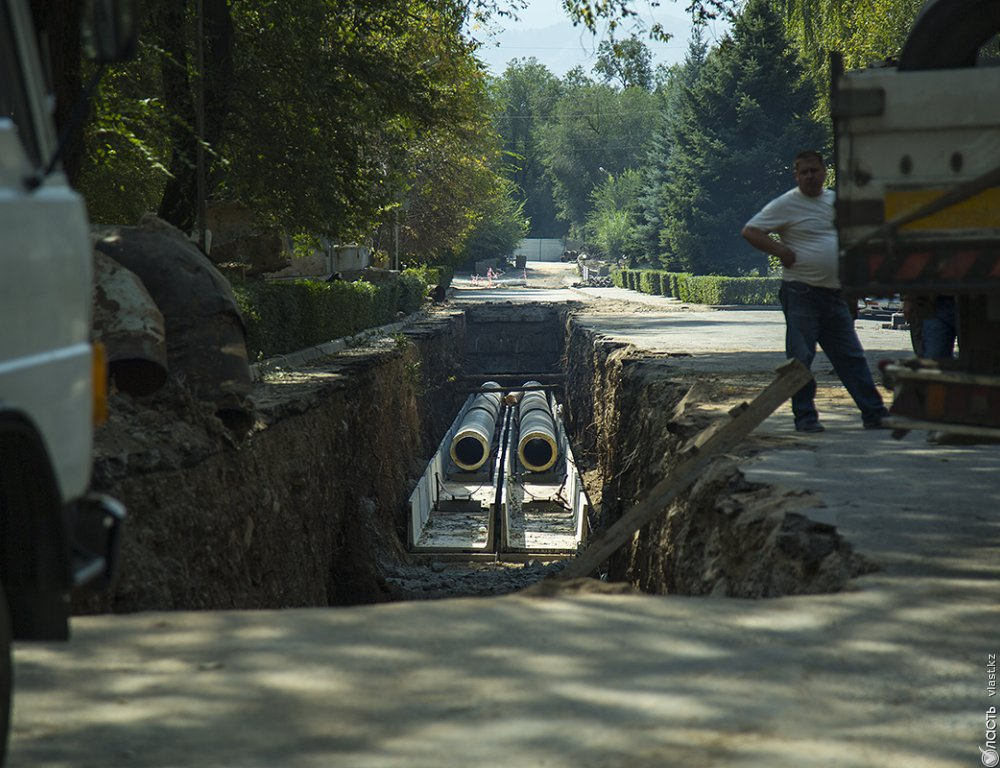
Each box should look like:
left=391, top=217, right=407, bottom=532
left=10, top=263, right=997, bottom=768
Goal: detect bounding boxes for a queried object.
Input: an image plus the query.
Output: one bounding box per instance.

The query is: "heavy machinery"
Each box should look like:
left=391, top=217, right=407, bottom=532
left=833, top=0, right=1000, bottom=437
left=0, top=0, right=137, bottom=760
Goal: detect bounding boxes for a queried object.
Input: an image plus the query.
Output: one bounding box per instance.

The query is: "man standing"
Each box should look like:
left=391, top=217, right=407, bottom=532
left=742, top=150, right=889, bottom=433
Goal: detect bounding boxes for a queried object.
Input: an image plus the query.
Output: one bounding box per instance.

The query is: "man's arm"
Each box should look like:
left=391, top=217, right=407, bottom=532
left=741, top=225, right=796, bottom=268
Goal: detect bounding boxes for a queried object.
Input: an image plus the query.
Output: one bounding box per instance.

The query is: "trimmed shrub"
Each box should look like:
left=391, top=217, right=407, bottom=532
left=614, top=270, right=779, bottom=305
left=233, top=266, right=442, bottom=360
left=639, top=271, right=662, bottom=295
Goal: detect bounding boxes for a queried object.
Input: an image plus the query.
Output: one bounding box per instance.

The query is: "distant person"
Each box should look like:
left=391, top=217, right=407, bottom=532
left=905, top=294, right=957, bottom=360
left=742, top=150, right=890, bottom=433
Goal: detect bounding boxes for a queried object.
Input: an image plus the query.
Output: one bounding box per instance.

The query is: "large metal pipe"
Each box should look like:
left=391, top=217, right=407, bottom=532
left=449, top=381, right=503, bottom=471
left=517, top=381, right=559, bottom=472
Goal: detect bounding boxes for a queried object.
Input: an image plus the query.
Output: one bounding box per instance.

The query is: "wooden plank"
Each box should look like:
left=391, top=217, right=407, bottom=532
left=556, top=359, right=812, bottom=581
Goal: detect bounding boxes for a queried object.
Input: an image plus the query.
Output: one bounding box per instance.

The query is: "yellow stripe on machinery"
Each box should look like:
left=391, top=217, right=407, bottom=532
left=885, top=187, right=1000, bottom=233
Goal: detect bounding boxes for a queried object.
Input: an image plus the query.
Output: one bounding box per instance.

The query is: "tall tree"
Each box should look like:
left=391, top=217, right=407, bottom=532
left=223, top=1, right=481, bottom=241
left=540, top=80, right=657, bottom=234
left=586, top=167, right=645, bottom=264
left=492, top=59, right=565, bottom=237
left=777, top=0, right=925, bottom=117
left=637, top=27, right=708, bottom=266
left=655, top=0, right=826, bottom=275
left=594, top=36, right=655, bottom=91
left=156, top=0, right=233, bottom=232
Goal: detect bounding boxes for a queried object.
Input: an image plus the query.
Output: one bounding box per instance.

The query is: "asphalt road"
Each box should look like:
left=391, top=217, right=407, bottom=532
left=10, top=264, right=998, bottom=768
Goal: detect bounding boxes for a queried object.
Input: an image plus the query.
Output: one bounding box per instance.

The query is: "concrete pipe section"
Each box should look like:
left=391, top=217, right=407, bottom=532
left=517, top=382, right=559, bottom=473
left=449, top=381, right=503, bottom=472
left=92, top=251, right=168, bottom=397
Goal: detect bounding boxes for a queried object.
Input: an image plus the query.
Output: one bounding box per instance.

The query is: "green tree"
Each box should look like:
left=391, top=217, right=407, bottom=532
left=774, top=0, right=926, bottom=124
left=594, top=36, right=655, bottom=91
left=492, top=59, right=565, bottom=237
left=637, top=27, right=708, bottom=267
left=656, top=0, right=826, bottom=275
left=540, top=81, right=657, bottom=233
left=586, top=168, right=645, bottom=264
left=77, top=0, right=513, bottom=254
left=76, top=41, right=174, bottom=224
left=454, top=177, right=529, bottom=265
left=222, top=1, right=485, bottom=241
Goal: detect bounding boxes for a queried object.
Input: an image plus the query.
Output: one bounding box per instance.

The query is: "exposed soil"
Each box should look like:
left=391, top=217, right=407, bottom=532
left=80, top=316, right=469, bottom=613
left=81, top=264, right=874, bottom=613
left=561, top=314, right=876, bottom=598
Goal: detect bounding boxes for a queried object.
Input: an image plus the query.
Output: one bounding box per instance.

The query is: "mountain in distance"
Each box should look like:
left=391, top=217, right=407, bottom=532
left=474, top=14, right=698, bottom=79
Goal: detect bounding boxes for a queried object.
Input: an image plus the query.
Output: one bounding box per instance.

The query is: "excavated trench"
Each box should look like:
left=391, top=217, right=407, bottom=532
left=79, top=301, right=871, bottom=616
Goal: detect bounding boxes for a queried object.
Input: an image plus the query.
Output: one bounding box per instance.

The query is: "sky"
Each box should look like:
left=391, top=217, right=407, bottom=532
left=471, top=1, right=731, bottom=79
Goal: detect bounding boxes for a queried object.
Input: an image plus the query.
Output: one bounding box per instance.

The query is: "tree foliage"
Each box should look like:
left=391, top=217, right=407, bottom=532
left=539, top=80, right=658, bottom=233
left=777, top=0, right=925, bottom=116
left=637, top=27, right=708, bottom=263
left=586, top=168, right=645, bottom=263
left=71, top=0, right=519, bottom=271
left=652, top=0, right=826, bottom=274
left=491, top=59, right=565, bottom=237
left=48, top=0, right=952, bottom=282
left=594, top=36, right=654, bottom=90
left=223, top=1, right=487, bottom=243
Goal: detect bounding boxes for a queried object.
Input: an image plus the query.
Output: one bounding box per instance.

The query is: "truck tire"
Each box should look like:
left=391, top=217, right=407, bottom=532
left=899, top=0, right=1000, bottom=69
left=0, top=582, right=10, bottom=768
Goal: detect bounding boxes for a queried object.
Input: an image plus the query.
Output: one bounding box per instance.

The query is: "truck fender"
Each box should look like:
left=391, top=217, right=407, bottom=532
left=0, top=409, right=72, bottom=641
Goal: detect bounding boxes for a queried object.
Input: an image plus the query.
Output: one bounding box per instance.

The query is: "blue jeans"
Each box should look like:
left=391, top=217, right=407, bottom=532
left=779, top=281, right=889, bottom=428
left=920, top=296, right=957, bottom=360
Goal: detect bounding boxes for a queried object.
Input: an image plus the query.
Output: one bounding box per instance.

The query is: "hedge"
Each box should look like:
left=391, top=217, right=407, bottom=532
left=232, top=268, right=440, bottom=360
left=610, top=268, right=780, bottom=306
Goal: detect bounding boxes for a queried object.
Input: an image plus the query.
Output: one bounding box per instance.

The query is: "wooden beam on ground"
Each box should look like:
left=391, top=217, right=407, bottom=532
left=556, top=359, right=812, bottom=581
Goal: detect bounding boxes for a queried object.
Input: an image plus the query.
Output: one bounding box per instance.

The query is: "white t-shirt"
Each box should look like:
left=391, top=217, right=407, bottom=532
left=746, top=187, right=839, bottom=289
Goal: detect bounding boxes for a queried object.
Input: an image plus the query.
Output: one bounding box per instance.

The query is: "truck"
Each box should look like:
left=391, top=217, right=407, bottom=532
left=832, top=0, right=1000, bottom=438
left=0, top=0, right=136, bottom=761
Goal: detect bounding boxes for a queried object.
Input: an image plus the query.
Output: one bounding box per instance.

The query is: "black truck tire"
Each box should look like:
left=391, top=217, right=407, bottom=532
left=898, top=0, right=1000, bottom=70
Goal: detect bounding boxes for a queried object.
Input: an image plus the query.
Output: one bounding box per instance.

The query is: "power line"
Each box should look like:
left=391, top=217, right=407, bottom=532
left=495, top=109, right=665, bottom=120
left=486, top=44, right=689, bottom=51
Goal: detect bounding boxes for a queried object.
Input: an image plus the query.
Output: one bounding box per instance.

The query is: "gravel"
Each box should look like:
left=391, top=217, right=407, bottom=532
left=383, top=558, right=568, bottom=599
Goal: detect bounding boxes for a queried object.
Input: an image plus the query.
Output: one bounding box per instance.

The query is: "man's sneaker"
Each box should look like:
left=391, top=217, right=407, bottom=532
left=796, top=422, right=825, bottom=433
left=863, top=418, right=891, bottom=430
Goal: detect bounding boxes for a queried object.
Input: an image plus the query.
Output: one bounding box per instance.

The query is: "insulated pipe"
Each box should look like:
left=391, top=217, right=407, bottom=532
left=517, top=381, right=559, bottom=472
left=449, top=381, right=503, bottom=471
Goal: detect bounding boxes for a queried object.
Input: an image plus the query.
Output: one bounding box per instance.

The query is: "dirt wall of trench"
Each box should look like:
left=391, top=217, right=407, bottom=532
left=562, top=314, right=875, bottom=598
left=79, top=311, right=466, bottom=614
left=79, top=302, right=874, bottom=615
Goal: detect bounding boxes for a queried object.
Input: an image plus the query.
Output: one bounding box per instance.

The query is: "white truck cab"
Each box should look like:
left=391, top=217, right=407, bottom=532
left=0, top=0, right=135, bottom=761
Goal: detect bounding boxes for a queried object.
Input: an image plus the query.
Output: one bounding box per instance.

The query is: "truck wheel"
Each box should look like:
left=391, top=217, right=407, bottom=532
left=0, top=583, right=9, bottom=767
left=899, top=0, right=1000, bottom=69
